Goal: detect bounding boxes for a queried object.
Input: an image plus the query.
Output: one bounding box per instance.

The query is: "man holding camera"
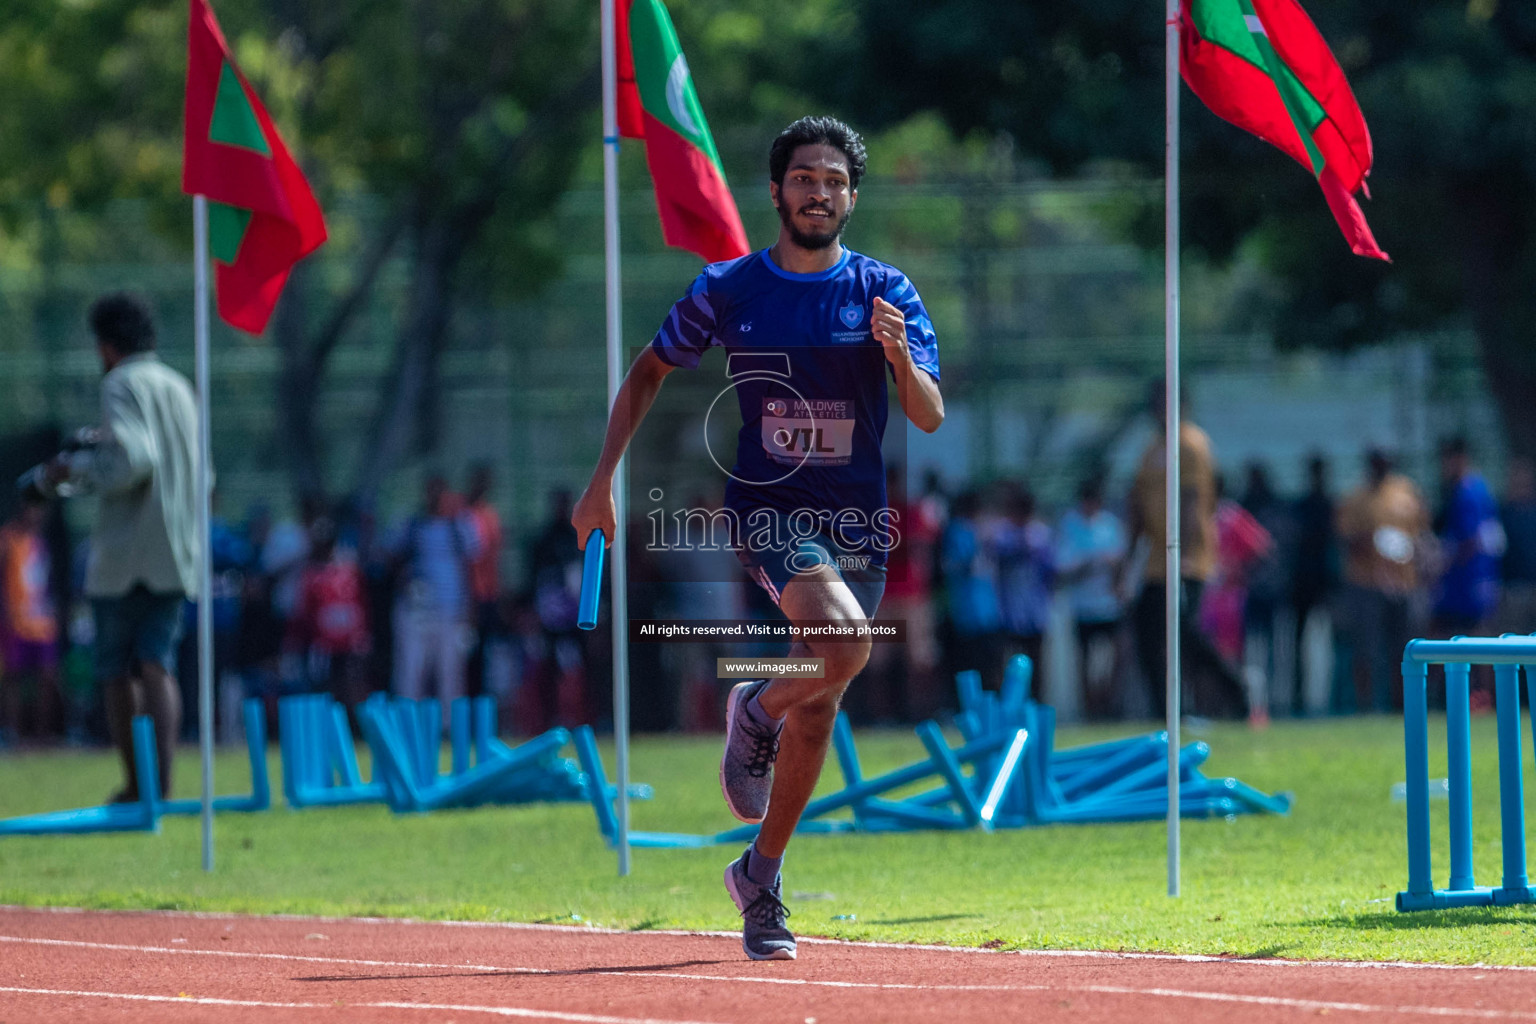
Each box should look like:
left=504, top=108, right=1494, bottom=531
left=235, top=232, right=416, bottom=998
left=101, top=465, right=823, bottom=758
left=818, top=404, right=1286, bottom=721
left=45, top=293, right=199, bottom=802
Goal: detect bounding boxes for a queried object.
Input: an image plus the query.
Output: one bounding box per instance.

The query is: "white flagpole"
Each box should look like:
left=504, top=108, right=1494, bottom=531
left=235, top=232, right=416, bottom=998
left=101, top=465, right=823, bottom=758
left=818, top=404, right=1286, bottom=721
left=192, top=195, right=216, bottom=873
left=600, top=0, right=632, bottom=877
left=1164, top=0, right=1182, bottom=898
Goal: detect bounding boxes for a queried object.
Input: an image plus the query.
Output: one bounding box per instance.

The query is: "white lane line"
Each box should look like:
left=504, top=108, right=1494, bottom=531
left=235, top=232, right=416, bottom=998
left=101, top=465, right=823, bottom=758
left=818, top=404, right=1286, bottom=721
left=0, top=934, right=1032, bottom=991
left=5, top=977, right=1536, bottom=1022
left=0, top=986, right=727, bottom=1024
left=8, top=902, right=1534, bottom=973
left=1076, top=984, right=1536, bottom=1021
left=6, top=932, right=1536, bottom=1019
left=0, top=933, right=532, bottom=974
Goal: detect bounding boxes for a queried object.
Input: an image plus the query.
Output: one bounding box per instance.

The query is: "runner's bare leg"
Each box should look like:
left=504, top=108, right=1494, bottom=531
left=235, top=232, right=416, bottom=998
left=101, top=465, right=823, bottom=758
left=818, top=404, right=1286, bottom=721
left=752, top=564, right=872, bottom=858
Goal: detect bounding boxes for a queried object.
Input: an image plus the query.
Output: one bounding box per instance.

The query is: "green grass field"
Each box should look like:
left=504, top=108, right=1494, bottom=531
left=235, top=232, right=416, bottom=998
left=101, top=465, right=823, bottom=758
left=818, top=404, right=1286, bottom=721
left=3, top=714, right=1536, bottom=964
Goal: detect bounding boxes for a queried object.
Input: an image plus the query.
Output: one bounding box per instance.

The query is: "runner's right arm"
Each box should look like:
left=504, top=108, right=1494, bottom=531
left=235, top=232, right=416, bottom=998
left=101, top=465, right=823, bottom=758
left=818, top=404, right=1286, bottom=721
left=571, top=347, right=678, bottom=549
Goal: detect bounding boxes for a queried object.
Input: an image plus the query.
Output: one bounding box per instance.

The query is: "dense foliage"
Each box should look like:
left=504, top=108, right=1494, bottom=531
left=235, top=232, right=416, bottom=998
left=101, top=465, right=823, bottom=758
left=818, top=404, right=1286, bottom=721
left=3, top=0, right=1534, bottom=492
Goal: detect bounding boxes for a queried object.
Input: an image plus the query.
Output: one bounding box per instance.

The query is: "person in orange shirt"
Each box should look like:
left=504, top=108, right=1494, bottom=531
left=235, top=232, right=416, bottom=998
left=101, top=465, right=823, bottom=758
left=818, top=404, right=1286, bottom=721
left=1125, top=382, right=1249, bottom=721
left=0, top=494, right=61, bottom=743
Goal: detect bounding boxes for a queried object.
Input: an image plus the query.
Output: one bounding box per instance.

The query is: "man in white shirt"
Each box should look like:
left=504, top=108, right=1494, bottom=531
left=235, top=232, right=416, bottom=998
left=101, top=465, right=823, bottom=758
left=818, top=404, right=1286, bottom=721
left=48, top=293, right=199, bottom=802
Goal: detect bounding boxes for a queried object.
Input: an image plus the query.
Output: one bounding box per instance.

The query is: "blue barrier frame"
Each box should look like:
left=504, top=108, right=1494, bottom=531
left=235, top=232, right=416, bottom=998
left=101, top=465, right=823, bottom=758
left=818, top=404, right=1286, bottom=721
left=1398, top=636, right=1536, bottom=911
left=575, top=652, right=1288, bottom=850
left=160, top=699, right=271, bottom=815
left=579, top=711, right=1029, bottom=850
left=0, top=716, right=161, bottom=836
left=282, top=693, right=386, bottom=808
left=356, top=696, right=576, bottom=813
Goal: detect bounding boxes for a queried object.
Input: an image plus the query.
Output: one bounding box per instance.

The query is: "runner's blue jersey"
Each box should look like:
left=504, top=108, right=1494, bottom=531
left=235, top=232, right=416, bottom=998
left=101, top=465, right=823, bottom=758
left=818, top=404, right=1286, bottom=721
left=649, top=247, right=940, bottom=566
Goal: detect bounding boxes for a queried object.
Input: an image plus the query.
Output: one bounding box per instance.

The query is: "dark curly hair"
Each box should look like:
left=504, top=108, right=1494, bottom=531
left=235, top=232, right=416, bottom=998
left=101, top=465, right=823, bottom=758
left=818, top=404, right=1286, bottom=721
left=89, top=292, right=157, bottom=354
left=769, top=116, right=868, bottom=191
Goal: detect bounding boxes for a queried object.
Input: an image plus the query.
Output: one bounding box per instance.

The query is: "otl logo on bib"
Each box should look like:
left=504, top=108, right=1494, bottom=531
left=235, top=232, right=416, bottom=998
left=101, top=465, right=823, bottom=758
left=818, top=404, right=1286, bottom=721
left=762, top=397, right=854, bottom=468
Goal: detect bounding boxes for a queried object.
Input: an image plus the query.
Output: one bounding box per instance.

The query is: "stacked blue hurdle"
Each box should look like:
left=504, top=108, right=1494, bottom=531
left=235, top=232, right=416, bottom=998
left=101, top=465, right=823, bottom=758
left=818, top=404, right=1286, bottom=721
left=578, top=706, right=1029, bottom=850
left=281, top=692, right=651, bottom=814
left=1397, top=635, right=1536, bottom=912
left=579, top=654, right=1289, bottom=848
left=0, top=692, right=642, bottom=835
left=953, top=657, right=1291, bottom=825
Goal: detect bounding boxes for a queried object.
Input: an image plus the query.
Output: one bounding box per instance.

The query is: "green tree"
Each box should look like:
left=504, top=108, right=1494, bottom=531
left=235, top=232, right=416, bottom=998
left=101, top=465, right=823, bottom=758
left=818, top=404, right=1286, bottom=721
left=0, top=0, right=598, bottom=504
left=835, top=0, right=1536, bottom=460
left=0, top=0, right=860, bottom=504
left=239, top=0, right=599, bottom=502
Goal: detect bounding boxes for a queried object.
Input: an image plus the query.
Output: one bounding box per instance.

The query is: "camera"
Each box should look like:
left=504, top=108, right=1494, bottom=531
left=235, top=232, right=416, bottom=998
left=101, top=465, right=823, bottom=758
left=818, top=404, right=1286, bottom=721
left=16, top=428, right=101, bottom=502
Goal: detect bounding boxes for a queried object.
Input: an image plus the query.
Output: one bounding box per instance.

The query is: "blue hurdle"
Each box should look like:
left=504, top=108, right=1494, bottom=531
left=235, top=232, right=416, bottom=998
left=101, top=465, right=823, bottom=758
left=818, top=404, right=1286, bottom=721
left=160, top=698, right=272, bottom=815
left=357, top=701, right=571, bottom=813
left=0, top=716, right=162, bottom=836
left=329, top=694, right=651, bottom=814
left=576, top=653, right=1289, bottom=850
left=953, top=657, right=1289, bottom=826
left=280, top=693, right=387, bottom=808
left=2, top=702, right=272, bottom=835
left=277, top=691, right=651, bottom=815
left=1397, top=636, right=1536, bottom=911
left=579, top=708, right=1029, bottom=849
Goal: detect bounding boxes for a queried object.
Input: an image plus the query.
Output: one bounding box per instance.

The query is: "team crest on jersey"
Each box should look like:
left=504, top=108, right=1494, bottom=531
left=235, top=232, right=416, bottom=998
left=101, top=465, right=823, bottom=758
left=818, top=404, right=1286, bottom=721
left=765, top=399, right=788, bottom=417
left=839, top=303, right=864, bottom=329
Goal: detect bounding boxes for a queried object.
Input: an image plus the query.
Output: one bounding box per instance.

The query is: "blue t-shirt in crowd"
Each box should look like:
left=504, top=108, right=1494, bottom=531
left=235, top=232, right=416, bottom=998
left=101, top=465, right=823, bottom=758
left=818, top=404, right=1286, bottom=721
left=1436, top=472, right=1502, bottom=621
left=941, top=517, right=1002, bottom=636
left=649, top=247, right=939, bottom=567
left=995, top=519, right=1056, bottom=638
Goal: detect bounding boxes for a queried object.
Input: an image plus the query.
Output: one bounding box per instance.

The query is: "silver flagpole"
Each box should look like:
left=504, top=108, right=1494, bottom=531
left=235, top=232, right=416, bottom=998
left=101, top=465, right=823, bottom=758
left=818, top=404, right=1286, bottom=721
left=1164, top=0, right=1182, bottom=898
left=192, top=195, right=216, bottom=873
left=600, top=0, right=632, bottom=876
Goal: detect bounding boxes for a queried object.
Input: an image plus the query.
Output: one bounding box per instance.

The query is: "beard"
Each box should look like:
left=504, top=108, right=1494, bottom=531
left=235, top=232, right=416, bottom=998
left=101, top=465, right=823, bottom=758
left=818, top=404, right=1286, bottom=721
left=778, top=202, right=850, bottom=250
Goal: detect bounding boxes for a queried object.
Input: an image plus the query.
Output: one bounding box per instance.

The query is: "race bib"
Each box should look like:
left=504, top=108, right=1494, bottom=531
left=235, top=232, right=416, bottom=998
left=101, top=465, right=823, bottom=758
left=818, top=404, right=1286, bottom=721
left=762, top=397, right=854, bottom=467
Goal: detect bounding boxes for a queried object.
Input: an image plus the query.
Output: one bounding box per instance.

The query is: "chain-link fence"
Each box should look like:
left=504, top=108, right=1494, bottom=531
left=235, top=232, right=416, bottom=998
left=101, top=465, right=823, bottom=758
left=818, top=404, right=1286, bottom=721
left=0, top=179, right=1502, bottom=570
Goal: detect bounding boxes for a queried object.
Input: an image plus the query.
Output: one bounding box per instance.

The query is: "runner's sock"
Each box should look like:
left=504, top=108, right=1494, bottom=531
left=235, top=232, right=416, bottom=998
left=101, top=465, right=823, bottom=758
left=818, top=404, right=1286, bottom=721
left=746, top=843, right=783, bottom=886
left=746, top=684, right=784, bottom=729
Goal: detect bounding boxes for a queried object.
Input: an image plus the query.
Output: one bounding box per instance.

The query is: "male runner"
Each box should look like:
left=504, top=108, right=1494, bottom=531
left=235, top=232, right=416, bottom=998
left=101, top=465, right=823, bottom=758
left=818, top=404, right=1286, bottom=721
left=572, top=116, right=943, bottom=960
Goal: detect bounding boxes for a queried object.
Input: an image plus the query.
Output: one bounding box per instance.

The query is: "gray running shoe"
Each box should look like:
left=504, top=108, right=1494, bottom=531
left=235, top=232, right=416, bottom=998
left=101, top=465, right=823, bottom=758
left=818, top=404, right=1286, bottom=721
left=720, top=680, right=781, bottom=824
left=723, top=848, right=796, bottom=961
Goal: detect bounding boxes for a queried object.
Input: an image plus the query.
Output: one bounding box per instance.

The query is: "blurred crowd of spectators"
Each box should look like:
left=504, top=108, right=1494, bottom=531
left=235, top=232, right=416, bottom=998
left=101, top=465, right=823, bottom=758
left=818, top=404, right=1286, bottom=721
left=920, top=430, right=1527, bottom=727
left=2, top=428, right=1532, bottom=745
left=617, top=417, right=1530, bottom=731
left=0, top=465, right=613, bottom=747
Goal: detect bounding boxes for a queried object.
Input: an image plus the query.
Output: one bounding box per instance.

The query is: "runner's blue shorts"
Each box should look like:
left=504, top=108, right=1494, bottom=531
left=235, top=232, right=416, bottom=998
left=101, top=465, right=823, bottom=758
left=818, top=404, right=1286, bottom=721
left=732, top=507, right=886, bottom=619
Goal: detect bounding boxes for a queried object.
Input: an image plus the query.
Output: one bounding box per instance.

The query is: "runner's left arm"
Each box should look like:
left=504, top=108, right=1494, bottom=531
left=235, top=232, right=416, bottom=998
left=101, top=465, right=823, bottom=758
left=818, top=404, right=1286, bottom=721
left=872, top=290, right=943, bottom=433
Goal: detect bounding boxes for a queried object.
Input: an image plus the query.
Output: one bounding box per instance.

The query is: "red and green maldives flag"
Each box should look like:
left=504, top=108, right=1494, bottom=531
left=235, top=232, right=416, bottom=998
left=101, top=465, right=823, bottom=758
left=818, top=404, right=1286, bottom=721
left=182, top=0, right=326, bottom=334
left=1180, top=0, right=1388, bottom=261
left=616, top=0, right=749, bottom=264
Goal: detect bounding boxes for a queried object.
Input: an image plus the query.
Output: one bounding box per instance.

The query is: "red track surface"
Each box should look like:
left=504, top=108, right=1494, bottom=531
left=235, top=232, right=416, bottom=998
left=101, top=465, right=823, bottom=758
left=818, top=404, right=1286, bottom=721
left=2, top=906, right=1536, bottom=1023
